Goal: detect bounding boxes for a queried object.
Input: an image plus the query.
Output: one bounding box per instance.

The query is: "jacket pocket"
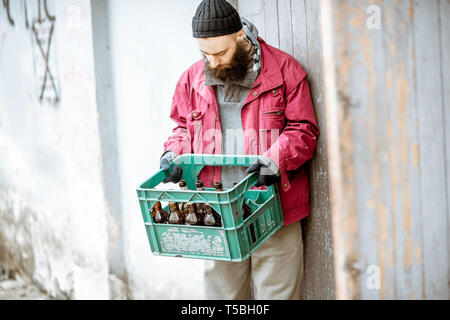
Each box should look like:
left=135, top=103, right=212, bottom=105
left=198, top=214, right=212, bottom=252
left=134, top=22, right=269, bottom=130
left=259, top=107, right=286, bottom=130
left=263, top=110, right=285, bottom=116
left=188, top=109, right=206, bottom=154
left=279, top=167, right=310, bottom=209
left=189, top=109, right=206, bottom=121
left=258, top=105, right=286, bottom=154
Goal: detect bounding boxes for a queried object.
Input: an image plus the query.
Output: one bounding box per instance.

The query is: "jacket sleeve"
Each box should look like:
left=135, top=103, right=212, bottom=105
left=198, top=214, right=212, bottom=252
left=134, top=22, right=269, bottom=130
left=162, top=75, right=192, bottom=156
left=263, top=76, right=320, bottom=191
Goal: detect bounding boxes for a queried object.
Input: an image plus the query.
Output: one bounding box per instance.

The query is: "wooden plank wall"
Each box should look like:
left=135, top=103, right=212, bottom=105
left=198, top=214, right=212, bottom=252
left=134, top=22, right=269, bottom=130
left=320, top=0, right=449, bottom=299
left=233, top=0, right=335, bottom=300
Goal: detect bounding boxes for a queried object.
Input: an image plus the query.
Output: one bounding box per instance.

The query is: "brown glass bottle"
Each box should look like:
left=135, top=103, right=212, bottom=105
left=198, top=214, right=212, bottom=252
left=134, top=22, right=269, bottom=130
left=211, top=181, right=224, bottom=227
left=233, top=182, right=256, bottom=243
left=178, top=180, right=189, bottom=219
left=233, top=182, right=253, bottom=220
left=242, top=202, right=253, bottom=220
left=214, top=181, right=223, bottom=191
left=195, top=180, right=206, bottom=221
left=168, top=202, right=184, bottom=224
left=151, top=201, right=168, bottom=224
left=203, top=204, right=217, bottom=226
left=185, top=203, right=202, bottom=225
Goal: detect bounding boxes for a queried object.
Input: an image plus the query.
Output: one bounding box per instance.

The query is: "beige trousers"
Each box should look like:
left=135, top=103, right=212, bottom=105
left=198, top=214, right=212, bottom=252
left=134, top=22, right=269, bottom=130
left=203, top=221, right=304, bottom=300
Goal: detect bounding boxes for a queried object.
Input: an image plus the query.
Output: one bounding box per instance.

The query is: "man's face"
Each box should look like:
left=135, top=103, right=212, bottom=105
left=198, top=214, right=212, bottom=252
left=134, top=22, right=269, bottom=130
left=196, top=29, right=251, bottom=83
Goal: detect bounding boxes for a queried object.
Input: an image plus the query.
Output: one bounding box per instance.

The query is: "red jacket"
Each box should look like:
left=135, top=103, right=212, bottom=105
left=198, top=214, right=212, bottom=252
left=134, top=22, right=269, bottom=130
left=163, top=37, right=319, bottom=226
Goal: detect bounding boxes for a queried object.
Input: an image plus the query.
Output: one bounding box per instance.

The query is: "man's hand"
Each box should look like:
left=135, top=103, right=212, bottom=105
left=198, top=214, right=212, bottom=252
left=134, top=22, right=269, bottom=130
left=246, top=156, right=281, bottom=187
left=160, top=151, right=183, bottom=184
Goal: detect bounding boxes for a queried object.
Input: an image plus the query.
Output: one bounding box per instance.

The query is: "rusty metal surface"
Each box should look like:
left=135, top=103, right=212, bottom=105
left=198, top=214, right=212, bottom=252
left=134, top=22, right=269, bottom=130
left=320, top=0, right=449, bottom=300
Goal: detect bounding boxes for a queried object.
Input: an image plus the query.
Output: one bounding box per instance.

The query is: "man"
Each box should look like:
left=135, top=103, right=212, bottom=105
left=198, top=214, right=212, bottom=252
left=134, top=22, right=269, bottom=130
left=160, top=0, right=319, bottom=300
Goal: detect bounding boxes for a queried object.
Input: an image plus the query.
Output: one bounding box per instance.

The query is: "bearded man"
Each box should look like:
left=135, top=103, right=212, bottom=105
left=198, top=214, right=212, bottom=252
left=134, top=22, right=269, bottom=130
left=160, top=0, right=319, bottom=300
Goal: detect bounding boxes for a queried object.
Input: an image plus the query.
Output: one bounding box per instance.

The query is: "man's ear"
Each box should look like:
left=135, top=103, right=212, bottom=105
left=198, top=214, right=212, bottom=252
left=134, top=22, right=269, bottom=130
left=236, top=28, right=245, bottom=41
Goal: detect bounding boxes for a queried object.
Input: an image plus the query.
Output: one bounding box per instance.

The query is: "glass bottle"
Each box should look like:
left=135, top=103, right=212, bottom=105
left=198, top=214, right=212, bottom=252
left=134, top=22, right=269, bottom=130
left=212, top=181, right=224, bottom=227
left=168, top=201, right=184, bottom=224
left=195, top=180, right=206, bottom=221
left=233, top=182, right=253, bottom=220
left=178, top=180, right=189, bottom=219
left=242, top=201, right=253, bottom=220
left=233, top=182, right=255, bottom=242
left=151, top=201, right=168, bottom=224
left=185, top=203, right=202, bottom=225
left=214, top=181, right=223, bottom=191
left=179, top=180, right=188, bottom=211
left=203, top=204, right=217, bottom=226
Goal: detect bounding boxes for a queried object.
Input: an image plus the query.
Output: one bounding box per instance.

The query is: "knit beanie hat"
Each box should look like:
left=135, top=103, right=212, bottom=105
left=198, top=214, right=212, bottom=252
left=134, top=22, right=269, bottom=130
left=192, top=0, right=243, bottom=38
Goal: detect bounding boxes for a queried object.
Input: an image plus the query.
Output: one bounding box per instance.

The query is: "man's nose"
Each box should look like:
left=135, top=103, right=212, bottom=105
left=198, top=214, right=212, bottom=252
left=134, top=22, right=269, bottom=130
left=210, top=57, right=220, bottom=68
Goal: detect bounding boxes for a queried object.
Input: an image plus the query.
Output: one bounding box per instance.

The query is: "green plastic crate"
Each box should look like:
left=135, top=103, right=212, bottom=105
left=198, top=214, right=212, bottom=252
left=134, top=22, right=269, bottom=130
left=136, top=154, right=284, bottom=262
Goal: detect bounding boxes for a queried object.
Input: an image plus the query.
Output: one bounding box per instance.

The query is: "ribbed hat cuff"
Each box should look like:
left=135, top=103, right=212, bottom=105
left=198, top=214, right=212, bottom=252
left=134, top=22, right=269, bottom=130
left=192, top=9, right=243, bottom=38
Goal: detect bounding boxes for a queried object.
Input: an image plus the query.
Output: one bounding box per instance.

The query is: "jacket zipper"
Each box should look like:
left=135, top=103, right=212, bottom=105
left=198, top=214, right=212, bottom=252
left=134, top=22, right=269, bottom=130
left=211, top=114, right=217, bottom=187
left=196, top=120, right=202, bottom=153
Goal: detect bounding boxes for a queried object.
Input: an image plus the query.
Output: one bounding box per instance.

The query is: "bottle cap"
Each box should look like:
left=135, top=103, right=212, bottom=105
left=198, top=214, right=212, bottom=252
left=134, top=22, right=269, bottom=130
left=196, top=180, right=204, bottom=188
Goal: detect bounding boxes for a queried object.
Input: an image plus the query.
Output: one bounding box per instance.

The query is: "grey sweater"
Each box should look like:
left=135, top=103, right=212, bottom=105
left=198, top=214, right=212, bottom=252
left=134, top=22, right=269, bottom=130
left=204, top=18, right=262, bottom=189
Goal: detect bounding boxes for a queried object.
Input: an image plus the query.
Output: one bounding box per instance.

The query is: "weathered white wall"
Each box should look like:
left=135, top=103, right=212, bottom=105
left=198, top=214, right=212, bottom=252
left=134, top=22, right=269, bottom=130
left=0, top=0, right=109, bottom=299
left=104, top=0, right=206, bottom=299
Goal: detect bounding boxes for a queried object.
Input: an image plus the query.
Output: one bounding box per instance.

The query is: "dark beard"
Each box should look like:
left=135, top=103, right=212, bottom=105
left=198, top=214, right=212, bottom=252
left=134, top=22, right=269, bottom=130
left=205, top=41, right=253, bottom=84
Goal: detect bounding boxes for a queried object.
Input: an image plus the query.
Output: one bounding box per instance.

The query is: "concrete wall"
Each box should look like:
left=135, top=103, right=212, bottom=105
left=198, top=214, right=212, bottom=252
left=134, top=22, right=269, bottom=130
left=0, top=0, right=109, bottom=299
left=90, top=0, right=127, bottom=295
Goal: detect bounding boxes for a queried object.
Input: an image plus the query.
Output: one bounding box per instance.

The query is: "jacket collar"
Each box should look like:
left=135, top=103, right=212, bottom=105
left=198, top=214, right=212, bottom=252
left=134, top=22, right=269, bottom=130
left=251, top=37, right=283, bottom=92
left=194, top=37, right=283, bottom=105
